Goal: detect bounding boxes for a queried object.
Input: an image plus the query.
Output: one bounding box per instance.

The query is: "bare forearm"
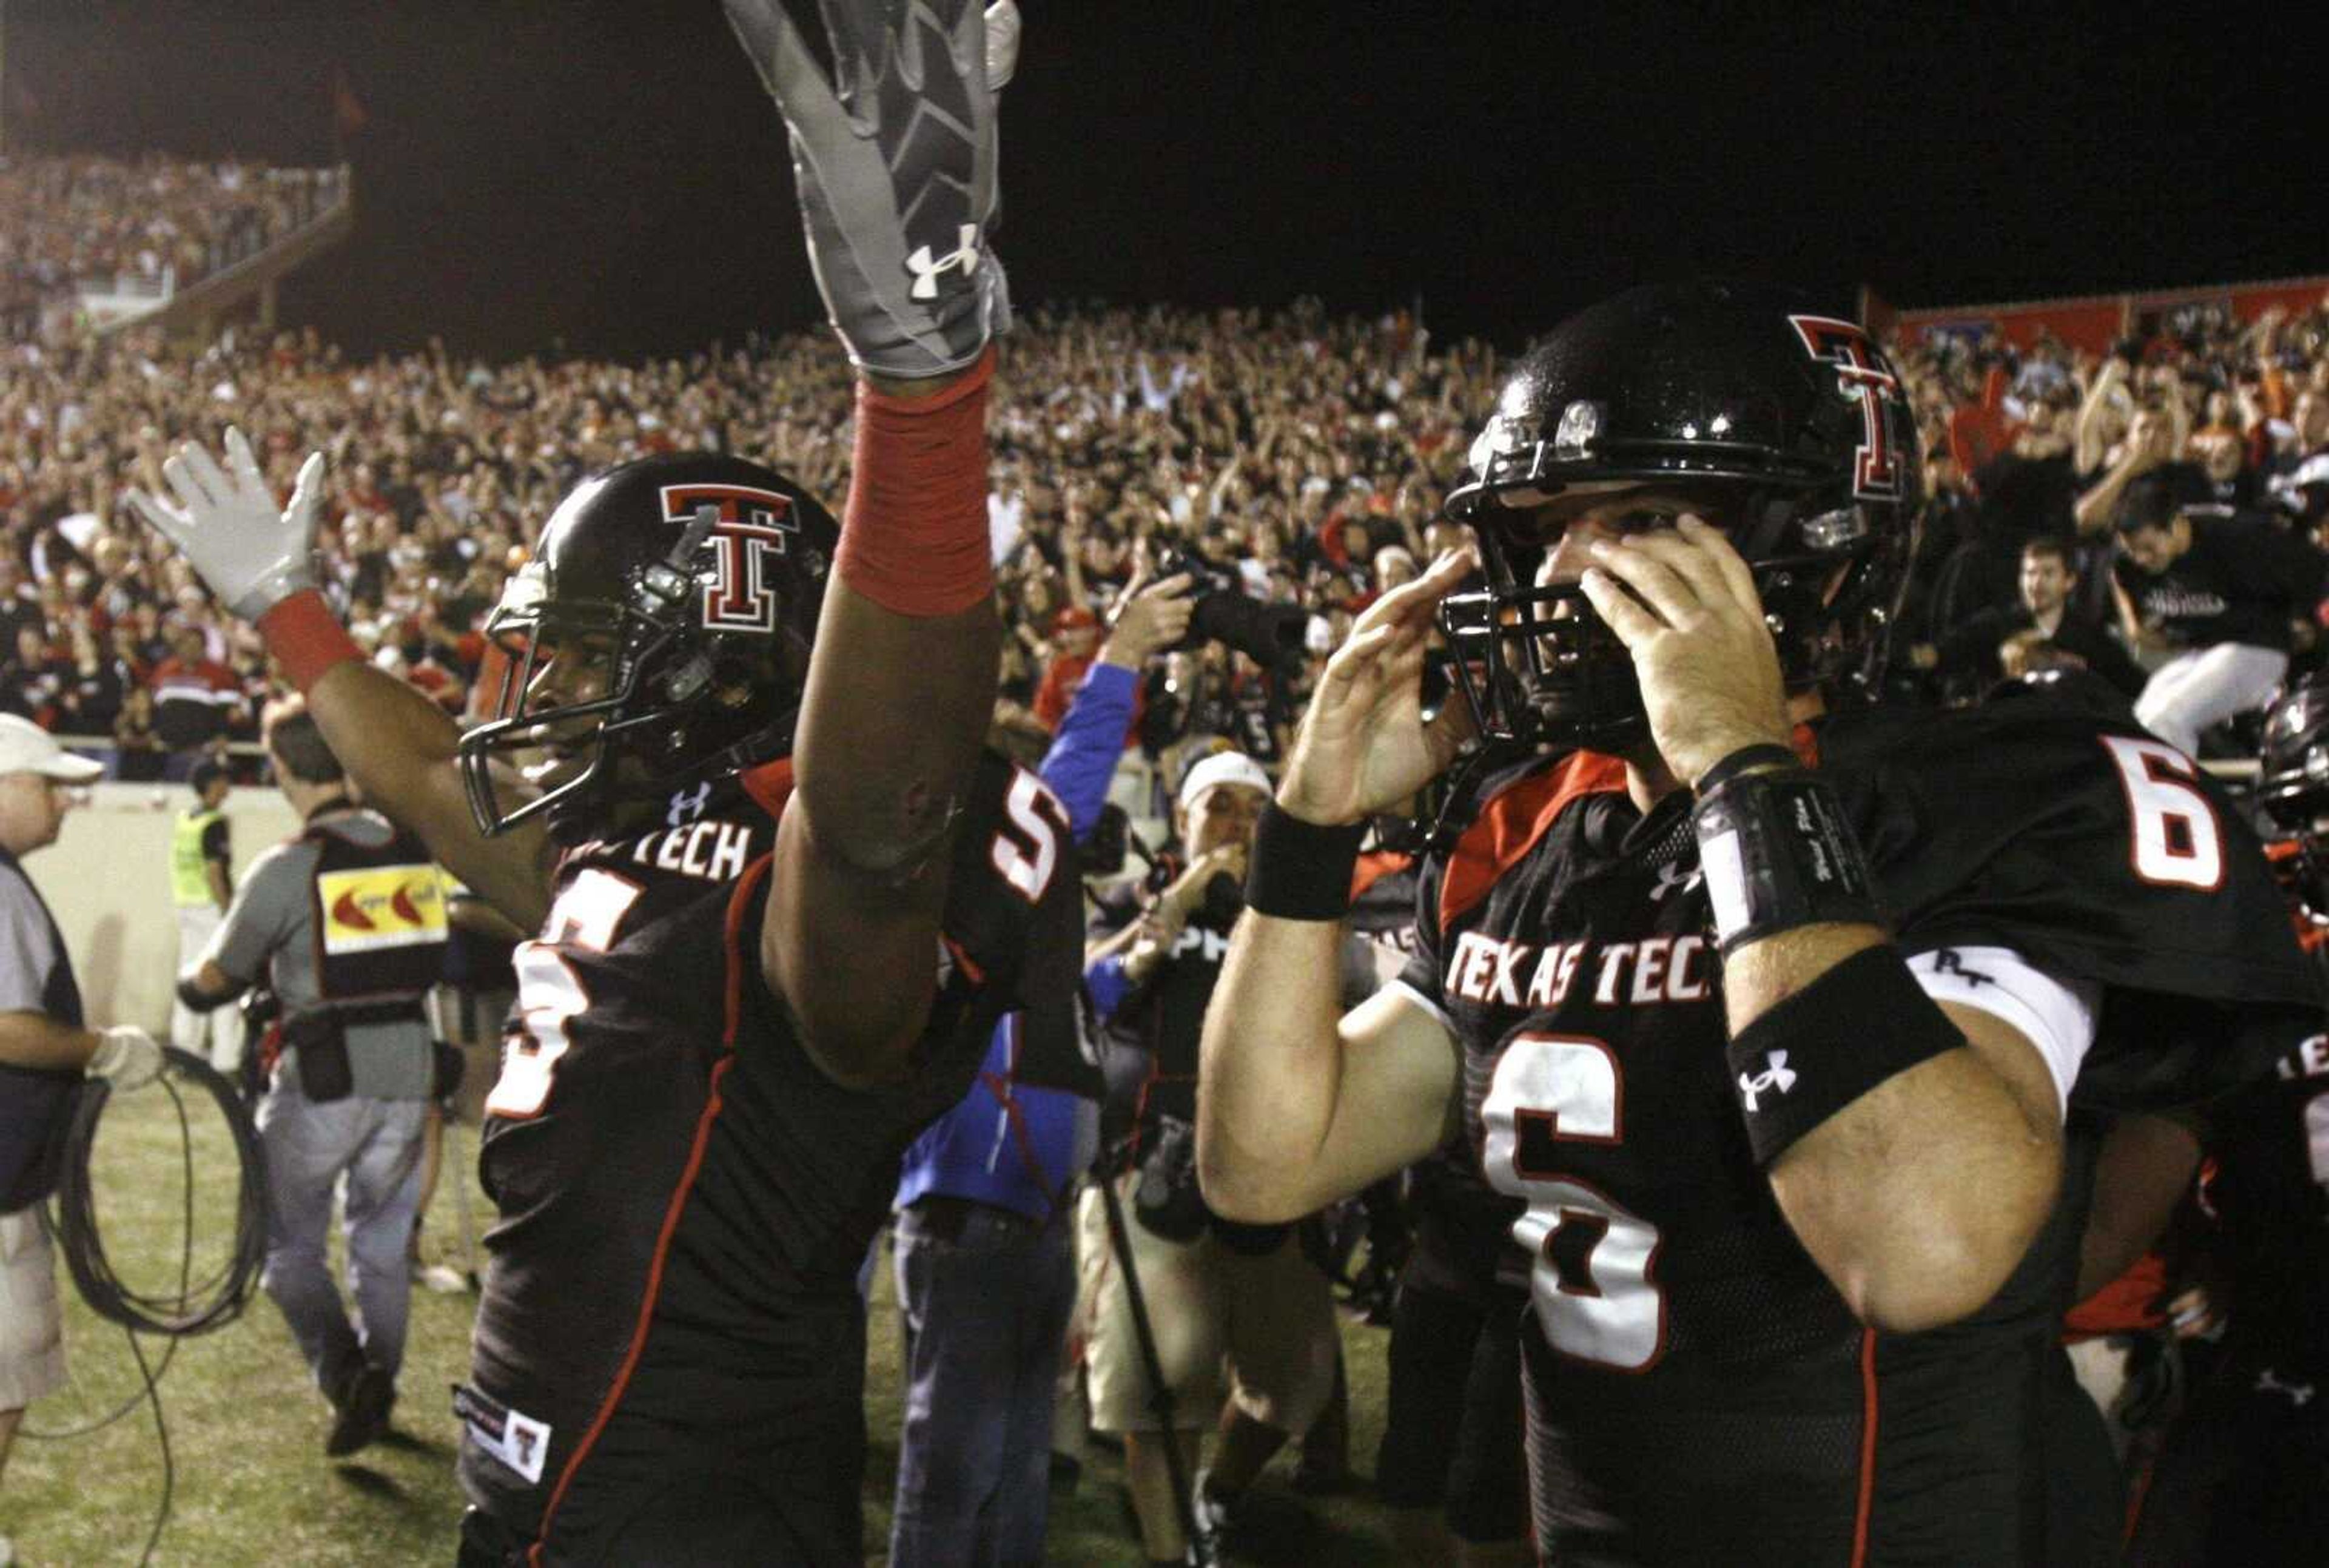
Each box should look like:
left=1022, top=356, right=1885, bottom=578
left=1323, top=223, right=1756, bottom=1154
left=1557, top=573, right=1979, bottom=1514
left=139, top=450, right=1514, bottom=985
left=1728, top=926, right=2059, bottom=1330
left=770, top=581, right=997, bottom=1082
left=791, top=581, right=997, bottom=875
left=2074, top=457, right=2142, bottom=536
left=2074, top=1112, right=2200, bottom=1302
left=1197, top=912, right=1351, bottom=1222
left=305, top=658, right=549, bottom=930
left=0, top=1010, right=98, bottom=1072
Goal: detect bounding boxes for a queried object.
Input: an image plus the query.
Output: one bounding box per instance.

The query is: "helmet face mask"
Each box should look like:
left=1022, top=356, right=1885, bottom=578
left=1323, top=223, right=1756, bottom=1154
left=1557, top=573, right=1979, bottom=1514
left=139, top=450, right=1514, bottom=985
left=455, top=455, right=836, bottom=844
left=1437, top=281, right=1921, bottom=752
left=2256, top=679, right=2329, bottom=921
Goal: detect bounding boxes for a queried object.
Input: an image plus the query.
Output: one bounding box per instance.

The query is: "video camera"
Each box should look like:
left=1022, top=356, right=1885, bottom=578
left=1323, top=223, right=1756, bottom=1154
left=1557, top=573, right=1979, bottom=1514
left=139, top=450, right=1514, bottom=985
left=1154, top=547, right=1308, bottom=672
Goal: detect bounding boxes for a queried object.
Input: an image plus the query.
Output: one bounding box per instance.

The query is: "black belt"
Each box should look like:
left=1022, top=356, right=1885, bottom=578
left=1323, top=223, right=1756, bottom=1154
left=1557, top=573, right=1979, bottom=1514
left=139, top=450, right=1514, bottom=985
left=303, top=997, right=429, bottom=1029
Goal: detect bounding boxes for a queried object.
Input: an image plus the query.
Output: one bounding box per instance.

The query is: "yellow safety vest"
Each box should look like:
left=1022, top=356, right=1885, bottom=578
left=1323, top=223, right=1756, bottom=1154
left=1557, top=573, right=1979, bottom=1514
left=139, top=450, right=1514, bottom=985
left=170, top=807, right=225, bottom=907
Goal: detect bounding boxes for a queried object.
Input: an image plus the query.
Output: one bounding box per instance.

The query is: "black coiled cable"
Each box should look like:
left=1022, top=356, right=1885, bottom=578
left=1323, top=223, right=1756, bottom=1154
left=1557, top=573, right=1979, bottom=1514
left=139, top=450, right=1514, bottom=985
left=49, top=1043, right=268, bottom=1335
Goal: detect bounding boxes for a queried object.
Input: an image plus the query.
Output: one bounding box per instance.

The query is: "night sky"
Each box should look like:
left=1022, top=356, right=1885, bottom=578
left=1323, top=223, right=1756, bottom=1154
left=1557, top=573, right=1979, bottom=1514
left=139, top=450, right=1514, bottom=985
left=6, top=1, right=2318, bottom=360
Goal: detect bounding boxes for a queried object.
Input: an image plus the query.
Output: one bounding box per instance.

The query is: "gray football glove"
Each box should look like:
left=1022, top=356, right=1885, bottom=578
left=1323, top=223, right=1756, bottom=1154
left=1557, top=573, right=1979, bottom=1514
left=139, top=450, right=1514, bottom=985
left=726, top=0, right=1014, bottom=379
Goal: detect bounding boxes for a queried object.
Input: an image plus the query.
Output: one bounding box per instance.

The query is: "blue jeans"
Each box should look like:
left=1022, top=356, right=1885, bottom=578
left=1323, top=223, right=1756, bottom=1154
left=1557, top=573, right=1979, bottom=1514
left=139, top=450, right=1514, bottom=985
left=255, top=1078, right=426, bottom=1393
left=889, top=1197, right=1075, bottom=1568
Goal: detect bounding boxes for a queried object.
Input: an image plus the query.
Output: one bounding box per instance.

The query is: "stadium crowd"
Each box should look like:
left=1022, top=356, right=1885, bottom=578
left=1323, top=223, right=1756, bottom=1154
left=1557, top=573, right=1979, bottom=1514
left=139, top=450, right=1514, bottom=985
left=1, top=153, right=346, bottom=343
left=7, top=145, right=2329, bottom=1566
left=12, top=277, right=2325, bottom=787
left=0, top=288, right=1494, bottom=793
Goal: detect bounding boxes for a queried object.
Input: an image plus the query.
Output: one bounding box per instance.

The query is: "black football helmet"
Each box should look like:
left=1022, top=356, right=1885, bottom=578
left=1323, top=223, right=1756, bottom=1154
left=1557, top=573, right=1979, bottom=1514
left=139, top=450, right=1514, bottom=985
left=2256, top=678, right=2329, bottom=920
left=457, top=453, right=837, bottom=843
left=1439, top=280, right=1923, bottom=750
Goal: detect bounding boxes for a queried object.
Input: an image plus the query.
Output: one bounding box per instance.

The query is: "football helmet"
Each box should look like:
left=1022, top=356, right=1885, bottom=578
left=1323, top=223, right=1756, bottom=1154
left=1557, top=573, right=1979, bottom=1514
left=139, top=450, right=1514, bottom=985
left=2256, top=678, right=2329, bottom=920
left=457, top=453, right=837, bottom=842
left=1439, top=280, right=1923, bottom=750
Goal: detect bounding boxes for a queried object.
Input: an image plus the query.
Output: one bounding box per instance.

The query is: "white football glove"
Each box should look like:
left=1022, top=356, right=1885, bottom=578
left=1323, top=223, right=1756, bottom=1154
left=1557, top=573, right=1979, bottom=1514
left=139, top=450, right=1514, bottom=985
left=87, top=1026, right=165, bottom=1093
left=725, top=0, right=1017, bottom=379
left=128, top=428, right=327, bottom=621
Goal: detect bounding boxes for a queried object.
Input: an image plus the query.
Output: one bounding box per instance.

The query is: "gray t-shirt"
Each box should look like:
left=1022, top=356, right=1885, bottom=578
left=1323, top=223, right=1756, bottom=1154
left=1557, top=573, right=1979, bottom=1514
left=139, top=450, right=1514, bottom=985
left=203, top=810, right=432, bottom=1100
left=0, top=860, right=61, bottom=1014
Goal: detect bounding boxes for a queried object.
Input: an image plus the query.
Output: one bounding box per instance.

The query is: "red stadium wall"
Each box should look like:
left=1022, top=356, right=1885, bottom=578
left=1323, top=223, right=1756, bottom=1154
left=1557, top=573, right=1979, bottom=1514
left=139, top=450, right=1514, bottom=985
left=1862, top=275, right=2329, bottom=354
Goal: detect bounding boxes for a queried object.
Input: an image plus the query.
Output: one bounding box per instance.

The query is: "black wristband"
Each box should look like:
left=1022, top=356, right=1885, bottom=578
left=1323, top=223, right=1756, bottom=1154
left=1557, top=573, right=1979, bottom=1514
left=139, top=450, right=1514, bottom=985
left=1726, top=945, right=1965, bottom=1167
left=1691, top=768, right=1883, bottom=954
left=1245, top=803, right=1366, bottom=921
left=175, top=975, right=218, bottom=1014
left=1692, top=742, right=1800, bottom=797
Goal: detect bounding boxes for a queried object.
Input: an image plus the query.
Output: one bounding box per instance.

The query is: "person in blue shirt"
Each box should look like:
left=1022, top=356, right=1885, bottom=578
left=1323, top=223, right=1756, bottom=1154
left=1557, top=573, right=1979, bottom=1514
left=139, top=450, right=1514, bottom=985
left=887, top=572, right=1192, bottom=1568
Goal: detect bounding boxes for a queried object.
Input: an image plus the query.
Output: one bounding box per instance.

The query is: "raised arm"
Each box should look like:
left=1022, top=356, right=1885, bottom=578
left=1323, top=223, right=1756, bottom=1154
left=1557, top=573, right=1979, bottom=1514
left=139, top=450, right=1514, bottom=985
left=728, top=0, right=1015, bottom=1086
left=129, top=436, right=554, bottom=931
left=1197, top=551, right=1477, bottom=1222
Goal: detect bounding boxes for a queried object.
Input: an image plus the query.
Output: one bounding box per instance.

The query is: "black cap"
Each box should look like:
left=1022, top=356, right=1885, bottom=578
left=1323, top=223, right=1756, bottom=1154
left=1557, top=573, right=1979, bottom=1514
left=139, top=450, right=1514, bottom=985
left=190, top=758, right=230, bottom=794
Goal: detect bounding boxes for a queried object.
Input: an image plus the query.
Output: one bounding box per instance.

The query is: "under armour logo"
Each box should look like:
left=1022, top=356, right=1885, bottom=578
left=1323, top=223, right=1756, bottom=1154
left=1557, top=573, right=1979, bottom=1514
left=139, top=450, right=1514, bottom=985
left=1931, top=949, right=1994, bottom=988
left=1737, top=1051, right=1798, bottom=1112
left=1649, top=861, right=1702, bottom=903
left=667, top=782, right=713, bottom=827
left=2257, top=1368, right=2316, bottom=1407
left=906, top=224, right=981, bottom=300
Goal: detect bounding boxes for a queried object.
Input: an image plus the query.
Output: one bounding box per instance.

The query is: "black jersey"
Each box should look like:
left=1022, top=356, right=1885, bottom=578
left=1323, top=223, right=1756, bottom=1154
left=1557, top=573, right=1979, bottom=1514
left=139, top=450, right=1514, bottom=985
left=457, top=750, right=1082, bottom=1559
left=2189, top=924, right=2329, bottom=1375
left=2112, top=511, right=2327, bottom=652
left=1396, top=691, right=2320, bottom=1566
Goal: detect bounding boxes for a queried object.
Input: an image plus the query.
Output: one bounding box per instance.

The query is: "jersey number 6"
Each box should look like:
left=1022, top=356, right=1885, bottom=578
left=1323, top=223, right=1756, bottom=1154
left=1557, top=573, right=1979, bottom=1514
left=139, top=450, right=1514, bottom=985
left=1481, top=1032, right=1668, bottom=1371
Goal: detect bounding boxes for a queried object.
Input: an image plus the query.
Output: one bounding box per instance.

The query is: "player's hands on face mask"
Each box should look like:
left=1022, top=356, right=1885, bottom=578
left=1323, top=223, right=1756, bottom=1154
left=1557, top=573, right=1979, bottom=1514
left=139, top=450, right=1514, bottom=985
left=1278, top=547, right=1477, bottom=827
left=127, top=428, right=326, bottom=621
left=725, top=0, right=1018, bottom=380
left=1576, top=515, right=1791, bottom=787
left=86, top=1025, right=164, bottom=1092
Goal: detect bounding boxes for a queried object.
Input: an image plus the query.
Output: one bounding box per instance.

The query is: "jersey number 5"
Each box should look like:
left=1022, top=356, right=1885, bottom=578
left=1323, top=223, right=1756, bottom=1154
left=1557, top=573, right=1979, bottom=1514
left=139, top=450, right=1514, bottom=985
left=486, top=867, right=643, bottom=1119
left=990, top=770, right=1072, bottom=903
left=1481, top=1033, right=1667, bottom=1371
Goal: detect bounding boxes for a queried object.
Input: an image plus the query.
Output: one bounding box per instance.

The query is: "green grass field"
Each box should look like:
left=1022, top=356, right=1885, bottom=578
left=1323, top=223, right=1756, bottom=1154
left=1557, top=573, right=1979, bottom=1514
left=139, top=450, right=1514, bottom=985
left=5, top=1078, right=1411, bottom=1566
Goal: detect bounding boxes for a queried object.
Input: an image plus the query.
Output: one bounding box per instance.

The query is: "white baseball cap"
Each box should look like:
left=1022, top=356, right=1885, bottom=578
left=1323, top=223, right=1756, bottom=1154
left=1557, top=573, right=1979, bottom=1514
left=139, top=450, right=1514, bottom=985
left=1177, top=749, right=1272, bottom=813
left=0, top=716, right=104, bottom=783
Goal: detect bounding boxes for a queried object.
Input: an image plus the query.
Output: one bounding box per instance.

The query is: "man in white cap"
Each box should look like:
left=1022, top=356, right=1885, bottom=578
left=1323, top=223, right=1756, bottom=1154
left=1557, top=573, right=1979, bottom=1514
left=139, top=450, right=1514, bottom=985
left=1081, top=747, right=1340, bottom=1564
left=0, top=716, right=163, bottom=1566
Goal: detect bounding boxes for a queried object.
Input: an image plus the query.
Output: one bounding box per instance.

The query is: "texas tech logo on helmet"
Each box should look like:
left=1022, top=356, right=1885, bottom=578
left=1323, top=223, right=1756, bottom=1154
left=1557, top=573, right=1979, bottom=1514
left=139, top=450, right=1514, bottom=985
left=1788, top=315, right=1904, bottom=500
left=659, top=483, right=799, bottom=634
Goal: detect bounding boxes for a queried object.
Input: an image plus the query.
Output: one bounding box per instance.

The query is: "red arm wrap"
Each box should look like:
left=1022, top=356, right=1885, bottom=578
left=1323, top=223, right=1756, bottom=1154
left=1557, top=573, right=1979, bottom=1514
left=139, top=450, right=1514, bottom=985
left=834, top=346, right=996, bottom=617
left=257, top=589, right=364, bottom=693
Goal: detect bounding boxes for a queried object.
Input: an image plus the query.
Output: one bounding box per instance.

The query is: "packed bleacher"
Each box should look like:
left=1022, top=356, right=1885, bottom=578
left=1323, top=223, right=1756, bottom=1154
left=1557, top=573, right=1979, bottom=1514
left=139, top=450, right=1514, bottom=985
left=1, top=279, right=1496, bottom=787
left=1, top=153, right=345, bottom=343
left=7, top=285, right=2329, bottom=785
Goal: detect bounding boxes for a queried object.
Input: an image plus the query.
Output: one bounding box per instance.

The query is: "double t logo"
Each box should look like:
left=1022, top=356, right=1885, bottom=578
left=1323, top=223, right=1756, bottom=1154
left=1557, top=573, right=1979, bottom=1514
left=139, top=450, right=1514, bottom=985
left=657, top=483, right=799, bottom=633
left=1789, top=315, right=1904, bottom=500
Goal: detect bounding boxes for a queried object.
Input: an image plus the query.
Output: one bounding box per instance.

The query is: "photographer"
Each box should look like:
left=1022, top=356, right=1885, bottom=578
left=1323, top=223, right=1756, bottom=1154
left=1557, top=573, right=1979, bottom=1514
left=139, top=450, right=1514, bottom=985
left=886, top=570, right=1192, bottom=1568
left=1082, top=749, right=1338, bottom=1566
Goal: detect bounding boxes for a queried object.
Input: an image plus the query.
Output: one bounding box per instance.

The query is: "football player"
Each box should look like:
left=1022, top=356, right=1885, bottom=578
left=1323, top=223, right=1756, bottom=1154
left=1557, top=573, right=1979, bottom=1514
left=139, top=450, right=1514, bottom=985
left=2117, top=681, right=2329, bottom=1565
left=1197, top=280, right=2322, bottom=1564
left=127, top=4, right=1076, bottom=1563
